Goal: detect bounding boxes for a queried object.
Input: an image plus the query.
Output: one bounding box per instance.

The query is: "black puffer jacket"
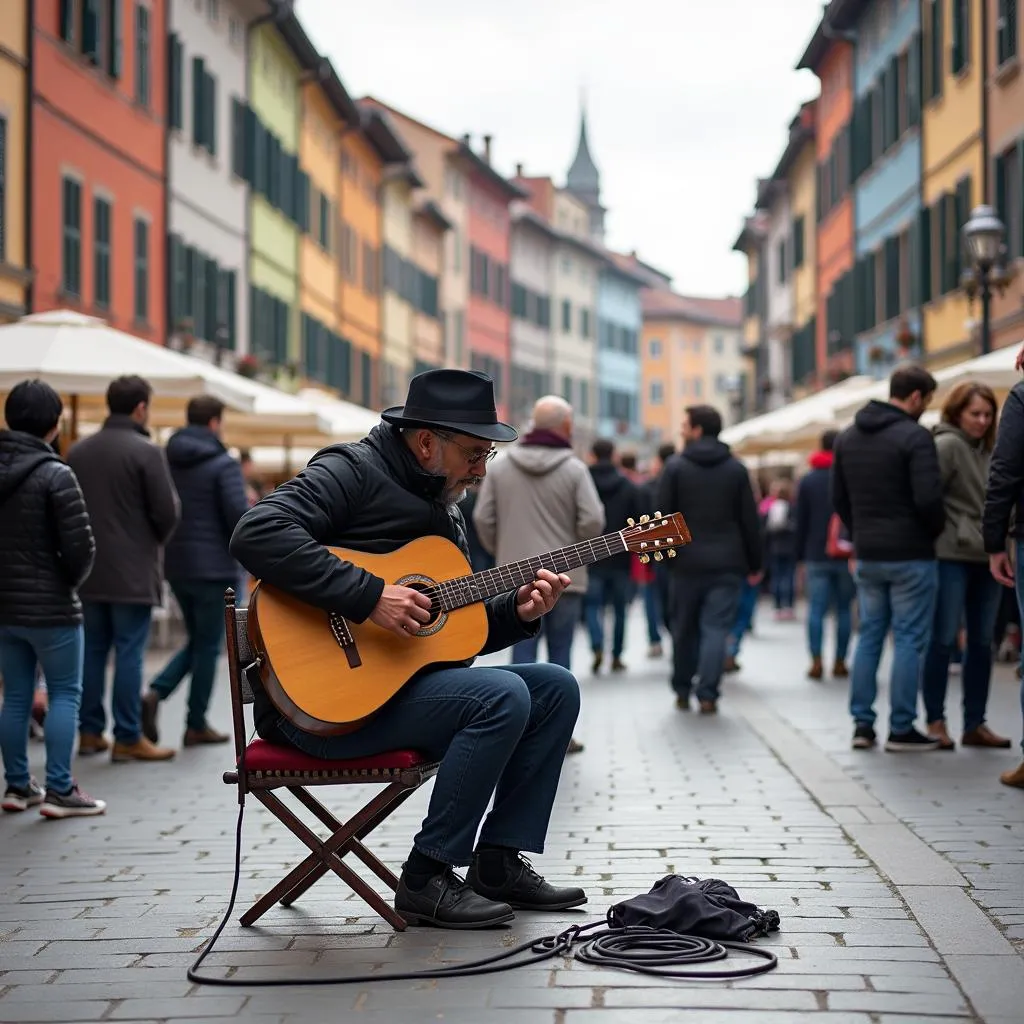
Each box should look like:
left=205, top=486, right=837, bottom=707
left=657, top=437, right=762, bottom=576
left=588, top=460, right=642, bottom=575
left=832, top=400, right=945, bottom=561
left=983, top=381, right=1024, bottom=553
left=0, top=431, right=96, bottom=627
left=164, top=426, right=249, bottom=582
left=230, top=424, right=539, bottom=740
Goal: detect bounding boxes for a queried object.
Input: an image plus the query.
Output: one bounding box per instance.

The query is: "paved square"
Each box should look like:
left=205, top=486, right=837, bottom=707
left=1, top=603, right=1021, bottom=1022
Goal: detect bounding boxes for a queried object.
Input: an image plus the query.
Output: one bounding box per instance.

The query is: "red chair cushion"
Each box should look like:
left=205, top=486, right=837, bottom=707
left=241, top=739, right=428, bottom=774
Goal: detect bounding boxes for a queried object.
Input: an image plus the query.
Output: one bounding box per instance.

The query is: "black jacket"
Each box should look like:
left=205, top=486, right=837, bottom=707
left=795, top=453, right=836, bottom=563
left=67, top=416, right=181, bottom=605
left=657, top=437, right=762, bottom=576
left=832, top=400, right=945, bottom=561
left=588, top=460, right=641, bottom=575
left=983, top=381, right=1024, bottom=553
left=230, top=424, right=539, bottom=739
left=164, top=426, right=249, bottom=583
left=0, top=431, right=96, bottom=627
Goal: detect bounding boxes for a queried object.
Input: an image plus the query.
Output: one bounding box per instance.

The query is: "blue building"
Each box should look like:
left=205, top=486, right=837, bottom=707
left=596, top=261, right=645, bottom=442
left=830, top=0, right=923, bottom=375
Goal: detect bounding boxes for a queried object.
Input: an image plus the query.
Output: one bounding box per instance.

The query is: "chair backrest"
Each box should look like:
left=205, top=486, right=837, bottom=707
left=223, top=588, right=254, bottom=764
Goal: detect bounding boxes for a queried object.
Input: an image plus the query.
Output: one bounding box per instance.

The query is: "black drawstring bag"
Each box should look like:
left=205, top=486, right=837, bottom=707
left=608, top=875, right=781, bottom=943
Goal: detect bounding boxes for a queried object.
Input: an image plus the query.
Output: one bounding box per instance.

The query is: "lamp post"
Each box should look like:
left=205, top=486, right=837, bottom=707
left=961, top=204, right=1015, bottom=356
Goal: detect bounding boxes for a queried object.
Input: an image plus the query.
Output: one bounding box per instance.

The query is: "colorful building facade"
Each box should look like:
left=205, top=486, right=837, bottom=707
left=987, top=0, right=1024, bottom=351
left=410, top=200, right=449, bottom=375
left=596, top=259, right=644, bottom=442
left=798, top=24, right=855, bottom=378
left=0, top=1, right=30, bottom=321
left=33, top=0, right=167, bottom=341
left=921, top=0, right=986, bottom=366
left=785, top=103, right=818, bottom=393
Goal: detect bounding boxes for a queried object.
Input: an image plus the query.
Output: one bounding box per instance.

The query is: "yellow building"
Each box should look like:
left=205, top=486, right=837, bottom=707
left=299, top=64, right=359, bottom=394
left=0, top=1, right=29, bottom=320
left=921, top=0, right=985, bottom=366
left=784, top=103, right=818, bottom=393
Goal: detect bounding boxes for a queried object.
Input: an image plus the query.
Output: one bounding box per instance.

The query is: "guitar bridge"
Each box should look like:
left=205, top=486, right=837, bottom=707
left=328, top=612, right=363, bottom=669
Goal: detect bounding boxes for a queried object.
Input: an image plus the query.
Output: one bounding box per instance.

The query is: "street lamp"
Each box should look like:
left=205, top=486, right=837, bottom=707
left=961, top=204, right=1015, bottom=355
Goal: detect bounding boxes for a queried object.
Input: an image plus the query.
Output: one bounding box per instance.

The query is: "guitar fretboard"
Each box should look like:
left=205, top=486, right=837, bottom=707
left=432, top=532, right=627, bottom=612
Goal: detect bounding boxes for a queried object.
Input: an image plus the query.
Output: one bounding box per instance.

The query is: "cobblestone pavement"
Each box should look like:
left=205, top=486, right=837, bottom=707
left=1, top=599, right=1022, bottom=1023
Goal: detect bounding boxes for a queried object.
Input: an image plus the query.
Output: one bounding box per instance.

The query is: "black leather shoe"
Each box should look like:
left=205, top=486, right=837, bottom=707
left=468, top=852, right=587, bottom=911
left=394, top=867, right=515, bottom=929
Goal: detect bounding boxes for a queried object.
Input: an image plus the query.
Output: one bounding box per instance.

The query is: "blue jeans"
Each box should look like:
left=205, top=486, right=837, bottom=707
left=0, top=625, right=83, bottom=793
left=276, top=661, right=580, bottom=866
left=851, top=560, right=937, bottom=735
left=770, top=555, right=796, bottom=609
left=80, top=601, right=153, bottom=744
left=727, top=580, right=760, bottom=658
left=512, top=593, right=582, bottom=671
left=806, top=561, right=856, bottom=661
left=669, top=572, right=743, bottom=701
left=1014, top=542, right=1024, bottom=755
left=584, top=570, right=630, bottom=659
left=922, top=560, right=1001, bottom=732
left=641, top=582, right=662, bottom=645
left=150, top=580, right=231, bottom=731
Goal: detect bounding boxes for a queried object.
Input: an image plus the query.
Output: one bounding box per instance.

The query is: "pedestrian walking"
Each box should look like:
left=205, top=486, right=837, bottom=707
left=473, top=395, right=604, bottom=754
left=832, top=365, right=946, bottom=752
left=67, top=376, right=180, bottom=763
left=725, top=473, right=764, bottom=675
left=658, top=405, right=763, bottom=713
left=585, top=439, right=642, bottom=673
left=141, top=396, right=250, bottom=749
left=795, top=430, right=856, bottom=681
left=761, top=479, right=798, bottom=619
left=0, top=380, right=104, bottom=817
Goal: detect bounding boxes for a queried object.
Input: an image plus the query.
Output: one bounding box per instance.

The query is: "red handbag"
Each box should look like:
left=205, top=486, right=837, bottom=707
left=825, top=514, right=854, bottom=559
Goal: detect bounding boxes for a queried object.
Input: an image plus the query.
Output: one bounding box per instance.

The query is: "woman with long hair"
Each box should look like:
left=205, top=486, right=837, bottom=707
left=922, top=381, right=1011, bottom=750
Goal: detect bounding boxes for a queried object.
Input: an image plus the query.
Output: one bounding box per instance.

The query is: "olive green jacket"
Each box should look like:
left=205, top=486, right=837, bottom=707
left=933, top=422, right=990, bottom=563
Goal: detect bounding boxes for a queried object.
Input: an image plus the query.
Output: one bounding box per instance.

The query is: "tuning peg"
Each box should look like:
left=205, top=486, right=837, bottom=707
left=654, top=510, right=662, bottom=518
left=626, top=517, right=635, bottom=527
left=640, top=514, right=650, bottom=524
left=639, top=554, right=650, bottom=564
left=653, top=551, right=664, bottom=561
left=667, top=549, right=677, bottom=558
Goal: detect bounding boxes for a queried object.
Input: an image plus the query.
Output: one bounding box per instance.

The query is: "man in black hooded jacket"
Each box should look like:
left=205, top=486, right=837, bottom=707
left=658, top=404, right=762, bottom=713
left=230, top=369, right=584, bottom=931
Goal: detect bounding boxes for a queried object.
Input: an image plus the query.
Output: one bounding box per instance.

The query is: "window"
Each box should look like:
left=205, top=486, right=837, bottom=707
left=792, top=217, right=805, bottom=269
left=61, top=176, right=82, bottom=297
left=579, top=380, right=589, bottom=416
left=776, top=238, right=787, bottom=284
left=897, top=50, right=909, bottom=135
left=714, top=335, right=724, bottom=354
left=168, top=33, right=183, bottom=131
left=950, top=0, right=970, bottom=74
left=561, top=298, right=571, bottom=332
left=134, top=3, right=150, bottom=107
left=133, top=217, right=149, bottom=322
left=995, top=142, right=1024, bottom=258
left=318, top=192, right=330, bottom=251
left=228, top=16, right=243, bottom=47
left=649, top=380, right=664, bottom=404
left=998, top=0, right=1019, bottom=65
left=562, top=375, right=573, bottom=403
left=926, top=0, right=944, bottom=101
left=649, top=337, right=662, bottom=358
left=362, top=241, right=377, bottom=294
left=579, top=307, right=590, bottom=338
left=0, top=118, right=6, bottom=263
left=94, top=196, right=111, bottom=308
left=191, top=59, right=217, bottom=155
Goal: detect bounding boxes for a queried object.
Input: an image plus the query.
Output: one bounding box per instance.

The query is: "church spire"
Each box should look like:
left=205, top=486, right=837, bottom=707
left=567, top=104, right=600, bottom=192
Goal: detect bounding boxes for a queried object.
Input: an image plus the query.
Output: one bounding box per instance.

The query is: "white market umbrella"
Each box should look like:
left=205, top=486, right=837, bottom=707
left=295, top=386, right=382, bottom=443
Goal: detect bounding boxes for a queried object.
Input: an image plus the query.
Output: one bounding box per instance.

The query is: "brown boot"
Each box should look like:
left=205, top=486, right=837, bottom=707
left=1000, top=761, right=1024, bottom=788
left=183, top=727, right=230, bottom=747
left=832, top=659, right=849, bottom=678
left=78, top=733, right=110, bottom=756
left=926, top=720, right=956, bottom=750
left=723, top=655, right=740, bottom=674
left=565, top=737, right=585, bottom=756
left=807, top=657, right=824, bottom=680
left=962, top=725, right=1012, bottom=748
left=111, top=737, right=176, bottom=762
left=611, top=657, right=627, bottom=673
left=698, top=700, right=718, bottom=715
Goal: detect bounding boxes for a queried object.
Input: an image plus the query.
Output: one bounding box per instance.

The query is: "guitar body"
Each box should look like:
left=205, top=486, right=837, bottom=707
left=248, top=535, right=489, bottom=736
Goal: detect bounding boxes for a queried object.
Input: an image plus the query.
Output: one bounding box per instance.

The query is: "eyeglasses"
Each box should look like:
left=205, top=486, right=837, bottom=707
left=434, top=431, right=497, bottom=465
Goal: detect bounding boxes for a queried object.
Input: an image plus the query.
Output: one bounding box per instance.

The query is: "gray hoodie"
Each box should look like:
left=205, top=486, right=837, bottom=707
left=933, top=421, right=990, bottom=563
left=472, top=443, right=605, bottom=595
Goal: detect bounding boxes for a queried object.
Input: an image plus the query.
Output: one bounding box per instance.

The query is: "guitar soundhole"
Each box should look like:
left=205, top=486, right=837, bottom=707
left=397, top=574, right=447, bottom=637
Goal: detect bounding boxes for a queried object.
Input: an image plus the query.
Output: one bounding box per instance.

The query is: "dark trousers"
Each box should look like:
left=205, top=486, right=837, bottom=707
left=584, top=570, right=631, bottom=659
left=512, top=593, right=583, bottom=671
left=922, top=560, right=1001, bottom=732
left=149, top=580, right=231, bottom=731
left=669, top=572, right=743, bottom=702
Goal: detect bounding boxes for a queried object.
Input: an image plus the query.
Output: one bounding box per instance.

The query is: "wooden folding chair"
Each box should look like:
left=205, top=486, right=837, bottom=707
left=221, top=589, right=439, bottom=931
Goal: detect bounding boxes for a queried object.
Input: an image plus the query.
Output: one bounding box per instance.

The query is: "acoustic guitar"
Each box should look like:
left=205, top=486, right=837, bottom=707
left=247, top=511, right=691, bottom=736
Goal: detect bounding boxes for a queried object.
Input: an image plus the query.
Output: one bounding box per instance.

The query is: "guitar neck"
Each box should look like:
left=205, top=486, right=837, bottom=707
left=439, top=532, right=628, bottom=611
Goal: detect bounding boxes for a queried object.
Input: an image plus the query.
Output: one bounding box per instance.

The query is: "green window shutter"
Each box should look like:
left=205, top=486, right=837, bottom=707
left=951, top=0, right=968, bottom=74
left=918, top=206, right=932, bottom=303
left=60, top=0, right=74, bottom=43
left=995, top=153, right=1008, bottom=232
left=168, top=34, right=182, bottom=131
left=881, top=68, right=892, bottom=151
left=1017, top=138, right=1024, bottom=258
left=230, top=98, right=244, bottom=177
left=205, top=72, right=217, bottom=156
left=224, top=270, right=236, bottom=349
left=83, top=0, right=101, bottom=63
left=908, top=33, right=922, bottom=127
left=242, top=106, right=256, bottom=184
left=885, top=236, right=900, bottom=321
left=167, top=233, right=179, bottom=325
left=815, top=162, right=823, bottom=221
left=954, top=176, right=972, bottom=278
left=107, top=0, right=122, bottom=77
left=191, top=57, right=204, bottom=148
left=888, top=55, right=900, bottom=146
left=933, top=0, right=945, bottom=99
left=909, top=216, right=920, bottom=308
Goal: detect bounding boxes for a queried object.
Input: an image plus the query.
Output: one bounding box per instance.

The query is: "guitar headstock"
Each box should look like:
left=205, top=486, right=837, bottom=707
left=622, top=512, right=691, bottom=563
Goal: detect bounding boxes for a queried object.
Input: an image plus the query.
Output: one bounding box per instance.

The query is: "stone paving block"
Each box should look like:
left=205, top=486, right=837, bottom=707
left=0, top=979, right=194, bottom=1001
left=603, top=987, right=820, bottom=1010
left=900, top=885, right=1016, bottom=955
left=107, top=996, right=250, bottom=1019
left=944, top=952, right=1024, bottom=1021
left=565, top=1011, right=875, bottom=1024
left=0, top=1003, right=110, bottom=1023
left=826, top=990, right=972, bottom=1015
left=488, top=987, right=595, bottom=1008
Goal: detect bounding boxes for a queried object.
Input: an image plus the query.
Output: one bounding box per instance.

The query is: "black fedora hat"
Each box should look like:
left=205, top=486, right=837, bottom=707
left=381, top=368, right=518, bottom=443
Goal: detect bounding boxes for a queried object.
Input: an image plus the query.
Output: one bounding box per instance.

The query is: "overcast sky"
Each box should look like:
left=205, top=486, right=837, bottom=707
left=296, top=0, right=824, bottom=299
